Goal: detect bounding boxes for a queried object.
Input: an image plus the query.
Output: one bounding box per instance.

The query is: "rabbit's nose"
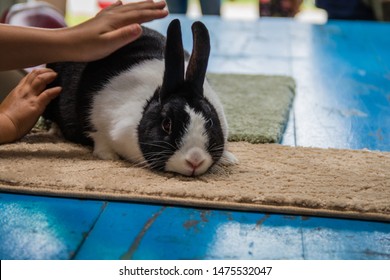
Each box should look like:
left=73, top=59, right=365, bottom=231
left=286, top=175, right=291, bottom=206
left=185, top=147, right=206, bottom=170
left=185, top=158, right=205, bottom=170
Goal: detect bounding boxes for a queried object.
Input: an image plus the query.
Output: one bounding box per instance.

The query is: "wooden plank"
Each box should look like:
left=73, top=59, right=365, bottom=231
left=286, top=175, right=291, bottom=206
left=77, top=206, right=305, bottom=259
left=75, top=205, right=390, bottom=259
left=290, top=20, right=390, bottom=151
left=74, top=202, right=163, bottom=260
left=0, top=193, right=104, bottom=259
left=301, top=217, right=390, bottom=259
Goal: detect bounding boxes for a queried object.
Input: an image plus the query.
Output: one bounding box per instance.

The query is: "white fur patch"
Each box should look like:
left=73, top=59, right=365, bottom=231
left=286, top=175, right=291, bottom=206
left=203, top=80, right=229, bottom=141
left=165, top=106, right=213, bottom=176
left=89, top=59, right=164, bottom=163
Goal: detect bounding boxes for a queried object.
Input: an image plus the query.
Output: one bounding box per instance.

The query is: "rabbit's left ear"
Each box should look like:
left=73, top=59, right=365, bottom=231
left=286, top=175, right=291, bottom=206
left=159, top=19, right=185, bottom=102
left=185, top=21, right=210, bottom=96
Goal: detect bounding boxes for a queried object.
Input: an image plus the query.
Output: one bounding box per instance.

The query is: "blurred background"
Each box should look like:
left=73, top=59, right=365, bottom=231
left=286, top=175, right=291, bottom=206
left=65, top=0, right=327, bottom=24
left=2, top=0, right=388, bottom=27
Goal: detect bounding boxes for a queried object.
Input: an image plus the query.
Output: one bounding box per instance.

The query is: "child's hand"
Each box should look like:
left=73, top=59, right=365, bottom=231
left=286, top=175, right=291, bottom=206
left=0, top=1, right=168, bottom=71
left=63, top=0, right=169, bottom=62
left=0, top=68, right=61, bottom=144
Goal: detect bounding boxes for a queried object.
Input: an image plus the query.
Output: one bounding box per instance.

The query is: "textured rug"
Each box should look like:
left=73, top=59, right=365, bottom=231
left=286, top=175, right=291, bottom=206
left=208, top=73, right=295, bottom=143
left=0, top=133, right=389, bottom=222
left=1, top=73, right=388, bottom=222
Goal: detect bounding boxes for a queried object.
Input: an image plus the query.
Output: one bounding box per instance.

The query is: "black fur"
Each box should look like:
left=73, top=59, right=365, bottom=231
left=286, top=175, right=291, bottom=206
left=138, top=82, right=224, bottom=170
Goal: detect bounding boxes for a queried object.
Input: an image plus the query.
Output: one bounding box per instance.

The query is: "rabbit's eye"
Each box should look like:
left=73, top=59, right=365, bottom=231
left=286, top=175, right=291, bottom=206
left=162, top=117, right=172, bottom=135
left=205, top=118, right=213, bottom=129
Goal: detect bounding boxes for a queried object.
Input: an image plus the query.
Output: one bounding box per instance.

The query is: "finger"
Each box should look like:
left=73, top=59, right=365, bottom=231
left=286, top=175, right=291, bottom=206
left=30, top=71, right=58, bottom=93
left=114, top=0, right=167, bottom=14
left=17, top=72, right=30, bottom=86
left=97, top=0, right=123, bottom=15
left=109, top=0, right=123, bottom=8
left=24, top=68, right=54, bottom=85
left=37, top=86, right=62, bottom=107
left=113, top=9, right=168, bottom=27
left=102, top=24, right=143, bottom=47
left=121, top=0, right=166, bottom=10
left=96, top=0, right=164, bottom=18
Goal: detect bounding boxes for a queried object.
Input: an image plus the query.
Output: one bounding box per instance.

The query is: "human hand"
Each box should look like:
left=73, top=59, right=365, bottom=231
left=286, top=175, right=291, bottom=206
left=62, top=0, right=168, bottom=62
left=0, top=1, right=168, bottom=71
left=0, top=68, right=61, bottom=144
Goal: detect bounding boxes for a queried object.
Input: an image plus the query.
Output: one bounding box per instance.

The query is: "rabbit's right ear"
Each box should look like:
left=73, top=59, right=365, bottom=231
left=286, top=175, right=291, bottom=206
left=185, top=21, right=210, bottom=96
left=159, top=19, right=185, bottom=102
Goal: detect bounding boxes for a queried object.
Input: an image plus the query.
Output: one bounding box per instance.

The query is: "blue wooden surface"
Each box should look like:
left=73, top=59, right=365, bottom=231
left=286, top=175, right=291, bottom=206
left=1, top=16, right=390, bottom=259
left=0, top=193, right=104, bottom=259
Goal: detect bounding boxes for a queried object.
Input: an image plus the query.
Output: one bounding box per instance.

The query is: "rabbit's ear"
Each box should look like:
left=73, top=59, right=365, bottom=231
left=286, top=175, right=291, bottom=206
left=185, top=21, right=210, bottom=96
left=160, top=19, right=185, bottom=102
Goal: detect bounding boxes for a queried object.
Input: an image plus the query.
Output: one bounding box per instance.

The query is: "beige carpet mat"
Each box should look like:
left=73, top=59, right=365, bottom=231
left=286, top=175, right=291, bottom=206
left=0, top=133, right=389, bottom=222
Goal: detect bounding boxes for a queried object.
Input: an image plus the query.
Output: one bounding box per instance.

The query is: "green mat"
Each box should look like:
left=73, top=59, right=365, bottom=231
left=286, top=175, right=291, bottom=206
left=31, top=73, right=295, bottom=144
left=207, top=73, right=296, bottom=144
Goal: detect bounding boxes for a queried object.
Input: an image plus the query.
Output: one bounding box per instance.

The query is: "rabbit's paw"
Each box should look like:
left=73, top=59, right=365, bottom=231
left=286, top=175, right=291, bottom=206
left=91, top=134, right=119, bottom=160
left=93, top=148, right=119, bottom=161
left=219, top=150, right=238, bottom=166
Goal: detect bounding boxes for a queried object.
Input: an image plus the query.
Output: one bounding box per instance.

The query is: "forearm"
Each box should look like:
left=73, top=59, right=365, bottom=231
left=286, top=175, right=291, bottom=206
left=0, top=113, right=17, bottom=144
left=0, top=24, right=70, bottom=71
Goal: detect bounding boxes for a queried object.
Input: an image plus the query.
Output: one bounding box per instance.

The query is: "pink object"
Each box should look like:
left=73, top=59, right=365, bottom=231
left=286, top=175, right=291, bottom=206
left=98, top=1, right=116, bottom=9
left=1, top=2, right=67, bottom=28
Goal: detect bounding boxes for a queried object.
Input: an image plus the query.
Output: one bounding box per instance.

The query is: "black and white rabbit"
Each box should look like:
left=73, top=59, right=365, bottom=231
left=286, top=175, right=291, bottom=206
left=44, top=19, right=236, bottom=176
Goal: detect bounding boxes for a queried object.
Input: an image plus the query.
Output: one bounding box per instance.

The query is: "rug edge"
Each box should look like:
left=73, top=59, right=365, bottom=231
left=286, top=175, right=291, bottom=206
left=1, top=184, right=389, bottom=223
